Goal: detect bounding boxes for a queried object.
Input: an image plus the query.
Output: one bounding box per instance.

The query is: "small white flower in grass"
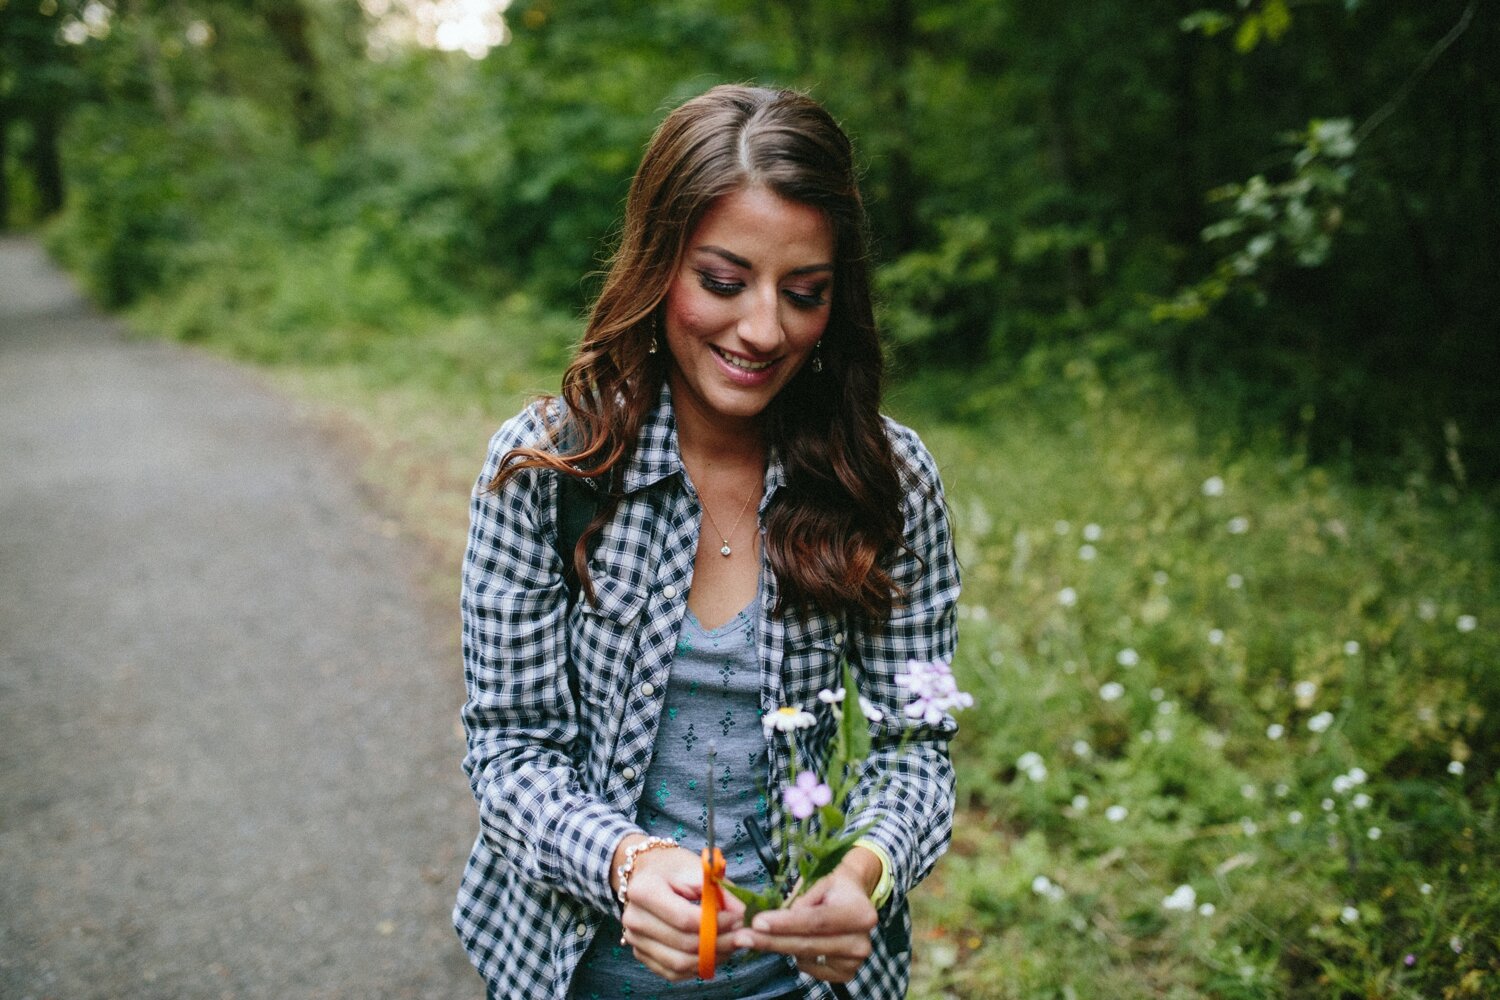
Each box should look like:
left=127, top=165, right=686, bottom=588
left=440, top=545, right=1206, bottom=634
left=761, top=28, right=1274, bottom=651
left=1208, top=628, right=1225, bottom=646
left=1100, top=682, right=1125, bottom=702
left=1083, top=523, right=1102, bottom=542
left=763, top=706, right=816, bottom=735
left=1198, top=902, right=1217, bottom=917
left=1016, top=752, right=1048, bottom=782
left=1288, top=810, right=1304, bottom=825
left=1105, top=804, right=1128, bottom=822
left=1321, top=798, right=1335, bottom=812
left=1332, top=775, right=1354, bottom=794
left=1266, top=723, right=1285, bottom=740
left=1448, top=760, right=1465, bottom=776
left=1348, top=767, right=1367, bottom=785
left=1072, top=739, right=1092, bottom=757
left=1158, top=701, right=1176, bottom=716
left=1117, top=648, right=1140, bottom=668
left=1352, top=793, right=1371, bottom=810
left=1308, top=711, right=1334, bottom=733
left=1071, top=794, right=1090, bottom=811
left=1057, top=587, right=1078, bottom=608
left=1340, top=906, right=1359, bottom=925
left=1240, top=818, right=1259, bottom=836
left=1418, top=600, right=1438, bottom=621
left=1149, top=687, right=1164, bottom=702
left=1274, top=783, right=1290, bottom=798
left=1153, top=570, right=1170, bottom=586
left=1451, top=936, right=1464, bottom=954
left=1227, top=516, right=1250, bottom=534
left=1420, top=883, right=1433, bottom=896
left=1202, top=730, right=1227, bottom=749
left=1031, top=874, right=1053, bottom=896
left=1140, top=730, right=1155, bottom=744
left=1202, top=476, right=1225, bottom=497
left=1343, top=640, right=1361, bottom=656
left=1367, top=827, right=1382, bottom=840
left=1241, top=783, right=1258, bottom=800
left=1227, top=573, right=1245, bottom=590
left=1162, top=885, right=1197, bottom=911
left=1054, top=520, right=1071, bottom=535
left=1078, top=544, right=1097, bottom=561
left=1294, top=680, right=1318, bottom=706
left=1062, top=660, right=1077, bottom=674
left=1456, top=615, right=1477, bottom=633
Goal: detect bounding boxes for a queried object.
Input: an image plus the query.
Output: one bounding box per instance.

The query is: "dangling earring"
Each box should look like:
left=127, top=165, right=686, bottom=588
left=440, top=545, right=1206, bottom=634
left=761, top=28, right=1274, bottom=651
left=648, top=313, right=659, bottom=355
left=810, top=340, right=824, bottom=373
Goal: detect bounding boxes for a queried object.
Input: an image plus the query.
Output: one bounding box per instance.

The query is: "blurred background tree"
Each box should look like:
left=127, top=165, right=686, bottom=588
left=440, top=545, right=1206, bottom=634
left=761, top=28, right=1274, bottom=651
left=4, top=0, right=1495, bottom=475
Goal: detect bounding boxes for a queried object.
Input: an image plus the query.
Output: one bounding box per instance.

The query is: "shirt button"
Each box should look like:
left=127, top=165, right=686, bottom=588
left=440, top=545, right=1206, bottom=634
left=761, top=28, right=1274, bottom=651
left=662, top=584, right=678, bottom=599
left=575, top=923, right=589, bottom=938
left=640, top=682, right=655, bottom=697
left=621, top=765, right=637, bottom=780
left=833, top=632, right=845, bottom=645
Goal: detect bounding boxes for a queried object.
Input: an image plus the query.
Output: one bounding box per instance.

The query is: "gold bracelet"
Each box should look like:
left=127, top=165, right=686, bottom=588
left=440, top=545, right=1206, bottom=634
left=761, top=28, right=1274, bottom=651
left=615, top=836, right=678, bottom=909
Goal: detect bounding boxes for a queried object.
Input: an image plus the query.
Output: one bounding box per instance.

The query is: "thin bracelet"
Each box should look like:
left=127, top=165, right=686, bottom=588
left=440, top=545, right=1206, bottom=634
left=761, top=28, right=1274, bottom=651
left=615, top=836, right=678, bottom=909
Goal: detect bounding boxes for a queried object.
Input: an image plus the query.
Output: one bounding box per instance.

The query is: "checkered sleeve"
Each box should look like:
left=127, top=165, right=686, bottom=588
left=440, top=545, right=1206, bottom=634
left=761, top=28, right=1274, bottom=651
left=459, top=404, right=640, bottom=919
left=842, top=420, right=961, bottom=910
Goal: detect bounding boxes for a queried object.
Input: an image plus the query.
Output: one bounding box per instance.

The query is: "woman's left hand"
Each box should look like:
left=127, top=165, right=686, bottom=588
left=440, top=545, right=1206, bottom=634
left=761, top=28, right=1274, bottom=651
left=730, top=864, right=878, bottom=984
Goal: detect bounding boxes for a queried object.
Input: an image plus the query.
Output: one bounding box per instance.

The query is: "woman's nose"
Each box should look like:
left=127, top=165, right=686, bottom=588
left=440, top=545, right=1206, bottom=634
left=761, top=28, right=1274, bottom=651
left=737, top=287, right=784, bottom=352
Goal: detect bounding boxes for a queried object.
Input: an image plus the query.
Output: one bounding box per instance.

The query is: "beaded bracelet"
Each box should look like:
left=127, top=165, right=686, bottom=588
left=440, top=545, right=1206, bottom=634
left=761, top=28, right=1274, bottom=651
left=615, top=836, right=678, bottom=909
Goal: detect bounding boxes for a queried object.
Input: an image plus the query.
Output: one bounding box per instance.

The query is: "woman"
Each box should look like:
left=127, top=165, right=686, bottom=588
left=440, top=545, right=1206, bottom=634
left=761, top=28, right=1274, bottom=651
left=455, top=85, right=960, bottom=1000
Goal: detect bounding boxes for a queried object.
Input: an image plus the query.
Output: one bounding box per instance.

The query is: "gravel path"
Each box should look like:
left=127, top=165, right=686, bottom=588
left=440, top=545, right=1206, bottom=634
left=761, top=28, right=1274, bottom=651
left=0, top=237, right=483, bottom=999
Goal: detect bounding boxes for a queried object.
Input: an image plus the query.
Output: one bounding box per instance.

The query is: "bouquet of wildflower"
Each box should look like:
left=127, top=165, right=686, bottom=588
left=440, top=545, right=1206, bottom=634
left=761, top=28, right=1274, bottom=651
left=721, top=657, right=973, bottom=921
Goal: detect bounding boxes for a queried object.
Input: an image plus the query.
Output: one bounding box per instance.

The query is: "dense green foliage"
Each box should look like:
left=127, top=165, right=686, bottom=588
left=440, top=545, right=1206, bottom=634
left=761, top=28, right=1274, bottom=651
left=7, top=0, right=1497, bottom=480
left=6, top=0, right=1498, bottom=994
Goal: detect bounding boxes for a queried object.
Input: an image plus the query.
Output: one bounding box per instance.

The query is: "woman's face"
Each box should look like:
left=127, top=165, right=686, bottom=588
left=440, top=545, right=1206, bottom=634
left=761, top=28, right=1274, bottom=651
left=662, top=185, right=834, bottom=438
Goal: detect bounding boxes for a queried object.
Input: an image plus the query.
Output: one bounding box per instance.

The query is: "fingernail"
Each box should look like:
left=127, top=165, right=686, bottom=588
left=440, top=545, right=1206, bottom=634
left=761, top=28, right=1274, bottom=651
left=752, top=916, right=769, bottom=932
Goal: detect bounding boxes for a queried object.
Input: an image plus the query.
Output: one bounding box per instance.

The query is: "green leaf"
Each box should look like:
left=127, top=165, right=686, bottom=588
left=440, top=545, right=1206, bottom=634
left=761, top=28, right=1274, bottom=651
left=719, top=878, right=784, bottom=924
left=800, top=827, right=870, bottom=887
left=838, top=658, right=872, bottom=769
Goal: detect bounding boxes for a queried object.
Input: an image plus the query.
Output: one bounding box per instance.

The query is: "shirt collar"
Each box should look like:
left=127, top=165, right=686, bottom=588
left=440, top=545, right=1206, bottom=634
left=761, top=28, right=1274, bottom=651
left=617, top=381, right=787, bottom=505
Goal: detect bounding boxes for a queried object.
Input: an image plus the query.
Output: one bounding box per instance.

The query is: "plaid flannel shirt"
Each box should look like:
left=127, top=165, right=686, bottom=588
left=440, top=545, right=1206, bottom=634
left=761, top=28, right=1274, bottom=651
left=455, top=383, right=960, bottom=1000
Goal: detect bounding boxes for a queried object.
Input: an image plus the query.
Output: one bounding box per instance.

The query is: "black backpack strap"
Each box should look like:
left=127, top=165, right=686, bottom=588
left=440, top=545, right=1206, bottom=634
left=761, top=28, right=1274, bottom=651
left=554, top=470, right=599, bottom=605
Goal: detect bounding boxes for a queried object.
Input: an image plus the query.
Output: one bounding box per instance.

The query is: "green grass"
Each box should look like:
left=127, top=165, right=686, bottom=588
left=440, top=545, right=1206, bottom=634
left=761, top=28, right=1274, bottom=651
left=119, top=245, right=1498, bottom=999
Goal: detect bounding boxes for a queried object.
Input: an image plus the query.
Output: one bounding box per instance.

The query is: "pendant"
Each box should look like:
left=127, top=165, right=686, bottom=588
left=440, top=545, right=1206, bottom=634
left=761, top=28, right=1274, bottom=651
left=720, top=542, right=732, bottom=557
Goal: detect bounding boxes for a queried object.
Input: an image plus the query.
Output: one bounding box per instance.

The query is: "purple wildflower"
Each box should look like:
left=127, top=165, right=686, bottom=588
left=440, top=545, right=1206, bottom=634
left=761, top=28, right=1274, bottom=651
left=783, top=771, right=832, bottom=820
left=896, top=658, right=975, bottom=726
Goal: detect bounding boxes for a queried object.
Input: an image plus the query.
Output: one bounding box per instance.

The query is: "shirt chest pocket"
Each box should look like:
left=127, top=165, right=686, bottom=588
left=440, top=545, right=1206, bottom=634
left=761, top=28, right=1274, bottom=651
left=567, top=570, right=647, bottom=709
left=780, top=611, right=847, bottom=707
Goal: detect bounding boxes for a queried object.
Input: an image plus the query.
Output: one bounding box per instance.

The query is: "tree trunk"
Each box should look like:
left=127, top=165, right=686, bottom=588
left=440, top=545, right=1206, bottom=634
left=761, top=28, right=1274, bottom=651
left=30, top=108, right=65, bottom=217
left=0, top=103, right=11, bottom=230
left=256, top=0, right=331, bottom=143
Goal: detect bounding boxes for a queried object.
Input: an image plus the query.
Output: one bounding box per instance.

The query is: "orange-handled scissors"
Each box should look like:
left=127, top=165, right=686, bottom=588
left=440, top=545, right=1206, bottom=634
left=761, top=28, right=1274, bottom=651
left=699, top=742, right=726, bottom=980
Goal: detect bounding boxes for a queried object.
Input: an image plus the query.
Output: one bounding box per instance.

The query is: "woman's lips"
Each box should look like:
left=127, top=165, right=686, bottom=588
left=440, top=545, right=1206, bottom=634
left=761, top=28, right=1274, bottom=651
left=710, top=345, right=780, bottom=385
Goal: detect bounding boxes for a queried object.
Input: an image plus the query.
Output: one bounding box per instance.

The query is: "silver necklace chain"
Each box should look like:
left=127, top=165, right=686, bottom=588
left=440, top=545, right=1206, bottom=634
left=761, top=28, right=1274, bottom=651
left=700, top=485, right=757, bottom=557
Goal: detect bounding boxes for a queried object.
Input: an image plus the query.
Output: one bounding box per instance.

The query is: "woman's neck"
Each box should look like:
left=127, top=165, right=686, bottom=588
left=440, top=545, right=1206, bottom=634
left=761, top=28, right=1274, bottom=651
left=669, top=383, right=766, bottom=469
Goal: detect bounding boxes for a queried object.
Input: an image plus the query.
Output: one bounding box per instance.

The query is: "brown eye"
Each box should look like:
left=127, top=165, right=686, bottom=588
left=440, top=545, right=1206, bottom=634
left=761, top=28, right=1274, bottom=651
left=698, top=272, right=742, bottom=296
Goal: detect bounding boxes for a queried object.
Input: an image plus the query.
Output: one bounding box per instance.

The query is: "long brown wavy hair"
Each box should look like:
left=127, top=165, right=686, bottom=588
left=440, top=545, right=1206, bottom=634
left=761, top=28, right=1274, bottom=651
left=494, top=84, right=908, bottom=622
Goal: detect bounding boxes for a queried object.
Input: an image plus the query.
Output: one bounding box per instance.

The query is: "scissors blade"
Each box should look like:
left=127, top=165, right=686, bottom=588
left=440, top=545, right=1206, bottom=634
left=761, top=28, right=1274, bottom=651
left=705, top=740, right=717, bottom=852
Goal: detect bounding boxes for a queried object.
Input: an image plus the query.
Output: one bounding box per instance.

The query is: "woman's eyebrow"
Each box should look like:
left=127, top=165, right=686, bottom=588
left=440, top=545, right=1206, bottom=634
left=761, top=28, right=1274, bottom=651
left=696, top=245, right=834, bottom=276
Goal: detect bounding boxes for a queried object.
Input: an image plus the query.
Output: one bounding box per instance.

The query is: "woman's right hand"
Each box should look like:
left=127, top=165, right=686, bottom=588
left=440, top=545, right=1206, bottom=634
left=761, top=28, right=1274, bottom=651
left=616, top=842, right=745, bottom=982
